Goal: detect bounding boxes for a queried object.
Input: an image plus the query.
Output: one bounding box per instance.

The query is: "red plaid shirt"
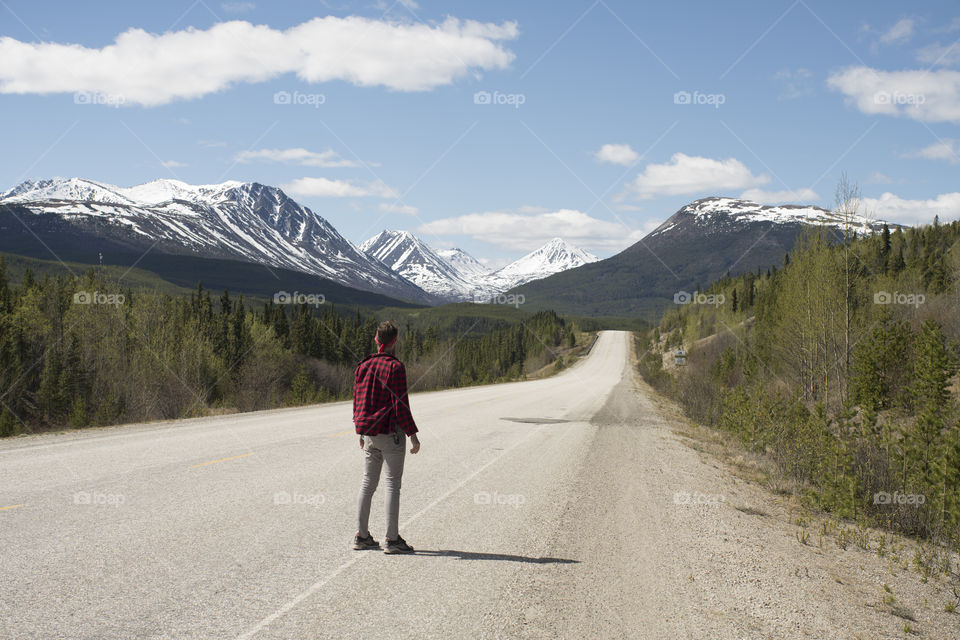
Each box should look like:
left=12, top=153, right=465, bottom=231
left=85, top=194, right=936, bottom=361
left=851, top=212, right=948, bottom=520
left=353, top=353, right=419, bottom=437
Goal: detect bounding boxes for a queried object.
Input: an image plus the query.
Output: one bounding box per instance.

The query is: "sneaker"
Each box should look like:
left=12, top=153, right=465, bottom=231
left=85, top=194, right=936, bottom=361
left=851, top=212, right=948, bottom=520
left=384, top=535, right=414, bottom=554
left=353, top=533, right=381, bottom=550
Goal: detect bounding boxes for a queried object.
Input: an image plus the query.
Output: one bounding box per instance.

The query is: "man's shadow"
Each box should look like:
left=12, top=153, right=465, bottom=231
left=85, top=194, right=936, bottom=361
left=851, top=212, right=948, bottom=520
left=414, top=550, right=578, bottom=564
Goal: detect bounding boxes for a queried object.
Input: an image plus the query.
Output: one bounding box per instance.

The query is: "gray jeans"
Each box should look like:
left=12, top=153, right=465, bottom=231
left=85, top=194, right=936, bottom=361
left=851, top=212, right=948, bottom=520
left=357, top=432, right=406, bottom=541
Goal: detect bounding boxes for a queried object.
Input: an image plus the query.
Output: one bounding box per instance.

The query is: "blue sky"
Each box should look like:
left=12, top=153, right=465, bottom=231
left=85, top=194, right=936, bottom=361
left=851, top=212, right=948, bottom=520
left=1, top=0, right=959, bottom=265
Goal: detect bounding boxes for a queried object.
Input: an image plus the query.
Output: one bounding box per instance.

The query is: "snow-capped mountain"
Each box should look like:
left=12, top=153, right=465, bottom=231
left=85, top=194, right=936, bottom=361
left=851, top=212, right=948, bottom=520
left=361, top=231, right=598, bottom=301
left=360, top=230, right=479, bottom=300
left=0, top=177, right=434, bottom=303
left=483, top=238, right=599, bottom=293
left=648, top=197, right=890, bottom=239
left=435, top=248, right=490, bottom=281
left=511, top=196, right=899, bottom=319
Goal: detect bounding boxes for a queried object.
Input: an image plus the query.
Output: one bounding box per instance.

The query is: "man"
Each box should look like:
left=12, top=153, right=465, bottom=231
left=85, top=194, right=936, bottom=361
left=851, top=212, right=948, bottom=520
left=352, top=320, right=421, bottom=554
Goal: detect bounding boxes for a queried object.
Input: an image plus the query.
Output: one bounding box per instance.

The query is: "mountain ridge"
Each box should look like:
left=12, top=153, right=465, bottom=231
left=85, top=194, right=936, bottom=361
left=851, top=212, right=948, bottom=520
left=0, top=177, right=435, bottom=304
left=511, top=197, right=898, bottom=319
left=359, top=230, right=599, bottom=301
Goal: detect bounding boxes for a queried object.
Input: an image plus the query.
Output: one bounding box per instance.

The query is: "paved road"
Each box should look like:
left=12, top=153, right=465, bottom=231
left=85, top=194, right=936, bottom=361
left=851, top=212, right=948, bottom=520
left=0, top=331, right=630, bottom=639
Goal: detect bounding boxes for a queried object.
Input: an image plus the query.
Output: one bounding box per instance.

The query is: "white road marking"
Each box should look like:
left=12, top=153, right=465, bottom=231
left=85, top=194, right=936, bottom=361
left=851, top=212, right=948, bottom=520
left=235, top=423, right=546, bottom=640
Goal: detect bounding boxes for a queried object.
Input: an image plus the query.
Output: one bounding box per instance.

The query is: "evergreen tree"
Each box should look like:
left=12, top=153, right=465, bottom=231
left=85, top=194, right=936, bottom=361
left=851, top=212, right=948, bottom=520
left=850, top=310, right=911, bottom=413
left=291, top=306, right=314, bottom=356
left=214, top=290, right=231, bottom=357
left=58, top=333, right=88, bottom=411
left=889, top=246, right=906, bottom=274
left=0, top=406, right=18, bottom=437
left=912, top=319, right=956, bottom=412
left=274, top=305, right=290, bottom=348
left=287, top=365, right=320, bottom=405
left=880, top=223, right=891, bottom=272
left=37, top=348, right=64, bottom=420
left=230, top=294, right=250, bottom=369
left=68, top=396, right=89, bottom=428
left=902, top=319, right=956, bottom=533
left=0, top=255, right=9, bottom=311
left=744, top=272, right=756, bottom=308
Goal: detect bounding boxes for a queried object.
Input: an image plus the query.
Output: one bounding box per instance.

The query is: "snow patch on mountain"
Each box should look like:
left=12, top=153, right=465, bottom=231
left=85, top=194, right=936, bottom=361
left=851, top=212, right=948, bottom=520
left=650, top=197, right=888, bottom=238
left=436, top=248, right=490, bottom=281
left=121, top=179, right=244, bottom=205
left=483, top=238, right=599, bottom=293
left=1, top=178, right=138, bottom=206
left=360, top=230, right=478, bottom=300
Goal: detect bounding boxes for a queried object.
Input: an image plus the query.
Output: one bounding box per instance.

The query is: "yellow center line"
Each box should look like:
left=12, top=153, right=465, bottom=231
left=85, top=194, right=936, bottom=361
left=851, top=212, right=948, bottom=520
left=0, top=504, right=25, bottom=511
left=190, top=452, right=255, bottom=468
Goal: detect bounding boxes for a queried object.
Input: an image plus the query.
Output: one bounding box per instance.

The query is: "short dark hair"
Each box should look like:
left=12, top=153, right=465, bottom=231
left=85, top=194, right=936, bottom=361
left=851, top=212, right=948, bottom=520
left=376, top=320, right=398, bottom=345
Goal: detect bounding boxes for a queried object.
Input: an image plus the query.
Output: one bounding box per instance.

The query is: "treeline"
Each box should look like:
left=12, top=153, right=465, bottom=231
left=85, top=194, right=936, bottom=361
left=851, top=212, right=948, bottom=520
left=639, top=213, right=960, bottom=546
left=453, top=310, right=577, bottom=384
left=0, top=262, right=575, bottom=436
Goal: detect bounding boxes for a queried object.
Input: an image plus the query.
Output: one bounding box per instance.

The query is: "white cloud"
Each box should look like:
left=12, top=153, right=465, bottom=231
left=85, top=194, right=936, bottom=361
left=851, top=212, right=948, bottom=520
left=866, top=171, right=895, bottom=184
left=378, top=202, right=418, bottom=215
left=161, top=160, right=187, bottom=168
left=638, top=216, right=668, bottom=236
left=863, top=192, right=960, bottom=226
left=879, top=18, right=916, bottom=46
left=827, top=66, right=960, bottom=123
left=234, top=147, right=359, bottom=168
left=904, top=139, right=960, bottom=163
left=221, top=2, right=255, bottom=12
left=374, top=0, right=419, bottom=10
left=0, top=16, right=518, bottom=106
left=281, top=177, right=397, bottom=198
left=594, top=143, right=639, bottom=166
left=740, top=188, right=819, bottom=204
left=916, top=42, right=960, bottom=67
left=624, top=153, right=769, bottom=199
left=417, top=208, right=646, bottom=252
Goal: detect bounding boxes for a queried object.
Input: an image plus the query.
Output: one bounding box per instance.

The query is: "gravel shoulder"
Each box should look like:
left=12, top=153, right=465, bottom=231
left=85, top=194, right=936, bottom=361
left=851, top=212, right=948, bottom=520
left=489, top=342, right=959, bottom=640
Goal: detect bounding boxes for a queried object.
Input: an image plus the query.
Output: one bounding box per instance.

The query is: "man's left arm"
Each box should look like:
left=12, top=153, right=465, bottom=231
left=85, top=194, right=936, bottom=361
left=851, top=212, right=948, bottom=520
left=391, top=363, right=420, bottom=452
